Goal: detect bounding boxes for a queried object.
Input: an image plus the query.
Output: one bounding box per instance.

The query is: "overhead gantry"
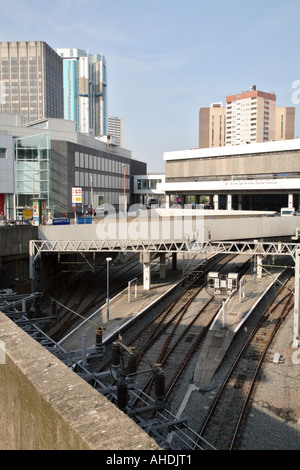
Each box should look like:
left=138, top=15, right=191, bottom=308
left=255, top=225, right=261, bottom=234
left=29, top=238, right=300, bottom=349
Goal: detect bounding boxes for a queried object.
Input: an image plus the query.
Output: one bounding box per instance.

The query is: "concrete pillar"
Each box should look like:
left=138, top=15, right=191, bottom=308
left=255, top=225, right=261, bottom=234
left=143, top=263, right=151, bottom=290
left=238, top=194, right=242, bottom=210
left=213, top=194, right=219, bottom=210
left=165, top=194, right=170, bottom=209
left=172, top=252, right=177, bottom=270
left=160, top=253, right=166, bottom=279
left=293, top=250, right=300, bottom=348
left=140, top=252, right=152, bottom=290
left=256, top=255, right=263, bottom=279
left=288, top=194, right=294, bottom=209
left=227, top=194, right=232, bottom=211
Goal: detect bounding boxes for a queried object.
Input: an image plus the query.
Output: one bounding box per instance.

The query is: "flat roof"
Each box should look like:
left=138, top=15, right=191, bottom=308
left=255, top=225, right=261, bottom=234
left=164, top=139, right=300, bottom=161
left=226, top=89, right=276, bottom=103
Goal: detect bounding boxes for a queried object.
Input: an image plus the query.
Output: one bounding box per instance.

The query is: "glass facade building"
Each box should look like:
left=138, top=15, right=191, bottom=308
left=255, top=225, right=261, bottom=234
left=14, top=132, right=51, bottom=219
left=56, top=48, right=107, bottom=137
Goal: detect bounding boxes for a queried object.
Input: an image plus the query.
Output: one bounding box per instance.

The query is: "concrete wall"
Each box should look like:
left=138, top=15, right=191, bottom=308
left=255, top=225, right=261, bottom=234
left=38, top=213, right=300, bottom=243
left=0, top=133, right=14, bottom=194
left=165, top=149, right=300, bottom=180
left=0, top=225, right=38, bottom=257
left=0, top=225, right=38, bottom=288
left=0, top=312, right=161, bottom=450
left=203, top=213, right=300, bottom=241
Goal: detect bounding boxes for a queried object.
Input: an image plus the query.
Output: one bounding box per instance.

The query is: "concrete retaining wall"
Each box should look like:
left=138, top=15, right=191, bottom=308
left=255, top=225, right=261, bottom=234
left=0, top=312, right=161, bottom=450
left=0, top=225, right=38, bottom=257
left=38, top=213, right=300, bottom=243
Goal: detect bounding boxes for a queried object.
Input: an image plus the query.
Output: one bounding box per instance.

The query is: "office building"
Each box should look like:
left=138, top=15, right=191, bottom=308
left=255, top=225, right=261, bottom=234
left=199, top=87, right=295, bottom=148
left=107, top=115, right=125, bottom=147
left=0, top=112, right=146, bottom=220
left=158, top=139, right=300, bottom=212
left=55, top=48, right=107, bottom=137
left=0, top=41, right=64, bottom=124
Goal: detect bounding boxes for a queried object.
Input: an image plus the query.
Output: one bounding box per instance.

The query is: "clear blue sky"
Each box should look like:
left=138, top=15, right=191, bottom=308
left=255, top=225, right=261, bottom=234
left=1, top=0, right=300, bottom=172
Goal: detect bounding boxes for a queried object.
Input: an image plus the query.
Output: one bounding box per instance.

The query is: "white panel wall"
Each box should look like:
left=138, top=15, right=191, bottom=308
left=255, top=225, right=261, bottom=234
left=0, top=134, right=14, bottom=193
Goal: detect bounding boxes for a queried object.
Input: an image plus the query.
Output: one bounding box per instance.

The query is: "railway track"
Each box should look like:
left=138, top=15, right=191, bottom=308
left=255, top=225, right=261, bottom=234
left=128, top=256, right=250, bottom=407
left=98, top=255, right=251, bottom=409
left=193, top=274, right=294, bottom=450
left=44, top=254, right=142, bottom=341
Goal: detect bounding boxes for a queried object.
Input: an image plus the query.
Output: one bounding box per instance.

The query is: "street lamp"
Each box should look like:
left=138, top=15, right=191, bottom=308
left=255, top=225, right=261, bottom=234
left=122, top=163, right=126, bottom=216
left=106, top=257, right=113, bottom=321
left=89, top=176, right=93, bottom=215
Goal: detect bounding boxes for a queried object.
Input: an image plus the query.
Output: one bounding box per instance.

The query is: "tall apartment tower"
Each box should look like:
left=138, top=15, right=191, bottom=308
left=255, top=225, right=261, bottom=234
left=107, top=115, right=125, bottom=147
left=56, top=48, right=107, bottom=137
left=0, top=41, right=64, bottom=124
left=199, top=103, right=226, bottom=148
left=226, top=87, right=278, bottom=145
left=199, top=86, right=295, bottom=148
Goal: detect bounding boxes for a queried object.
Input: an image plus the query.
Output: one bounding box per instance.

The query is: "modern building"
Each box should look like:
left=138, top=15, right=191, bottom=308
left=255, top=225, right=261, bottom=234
left=158, top=139, right=300, bottom=212
left=0, top=130, right=14, bottom=219
left=107, top=115, right=125, bottom=147
left=133, top=174, right=165, bottom=206
left=55, top=48, right=107, bottom=137
left=0, top=112, right=146, bottom=220
left=0, top=41, right=64, bottom=124
left=199, top=86, right=295, bottom=148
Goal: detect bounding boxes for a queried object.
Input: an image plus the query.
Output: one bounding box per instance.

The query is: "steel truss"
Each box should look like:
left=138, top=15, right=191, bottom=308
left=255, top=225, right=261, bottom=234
left=30, top=239, right=300, bottom=260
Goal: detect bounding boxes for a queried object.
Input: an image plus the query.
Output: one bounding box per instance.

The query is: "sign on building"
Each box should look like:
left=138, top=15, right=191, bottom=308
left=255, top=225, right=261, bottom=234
left=72, top=187, right=82, bottom=205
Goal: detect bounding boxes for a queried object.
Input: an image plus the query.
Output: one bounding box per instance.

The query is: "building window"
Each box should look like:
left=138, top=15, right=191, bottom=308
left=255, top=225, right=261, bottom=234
left=137, top=179, right=162, bottom=190
left=0, top=148, right=6, bottom=158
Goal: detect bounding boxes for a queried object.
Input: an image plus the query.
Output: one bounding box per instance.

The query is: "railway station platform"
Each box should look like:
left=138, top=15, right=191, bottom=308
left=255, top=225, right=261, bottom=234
left=193, top=263, right=289, bottom=388
left=58, top=253, right=209, bottom=352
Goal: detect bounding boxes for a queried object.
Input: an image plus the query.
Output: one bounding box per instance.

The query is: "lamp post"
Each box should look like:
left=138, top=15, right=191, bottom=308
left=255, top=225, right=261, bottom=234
left=89, top=176, right=93, bottom=215
left=106, top=257, right=112, bottom=321
left=122, top=163, right=126, bottom=216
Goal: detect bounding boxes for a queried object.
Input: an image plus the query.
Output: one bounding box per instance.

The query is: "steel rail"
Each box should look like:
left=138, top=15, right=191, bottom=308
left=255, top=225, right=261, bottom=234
left=130, top=255, right=249, bottom=407
left=229, top=290, right=294, bottom=449
left=195, top=275, right=294, bottom=450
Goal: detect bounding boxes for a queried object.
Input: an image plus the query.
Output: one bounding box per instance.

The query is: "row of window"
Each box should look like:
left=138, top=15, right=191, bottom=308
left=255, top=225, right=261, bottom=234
left=74, top=151, right=129, bottom=175
left=74, top=171, right=129, bottom=190
left=137, top=179, right=162, bottom=190
left=80, top=189, right=121, bottom=206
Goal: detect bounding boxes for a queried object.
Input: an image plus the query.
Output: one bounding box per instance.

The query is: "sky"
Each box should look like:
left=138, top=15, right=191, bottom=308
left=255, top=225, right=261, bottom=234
left=1, top=0, right=300, bottom=172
